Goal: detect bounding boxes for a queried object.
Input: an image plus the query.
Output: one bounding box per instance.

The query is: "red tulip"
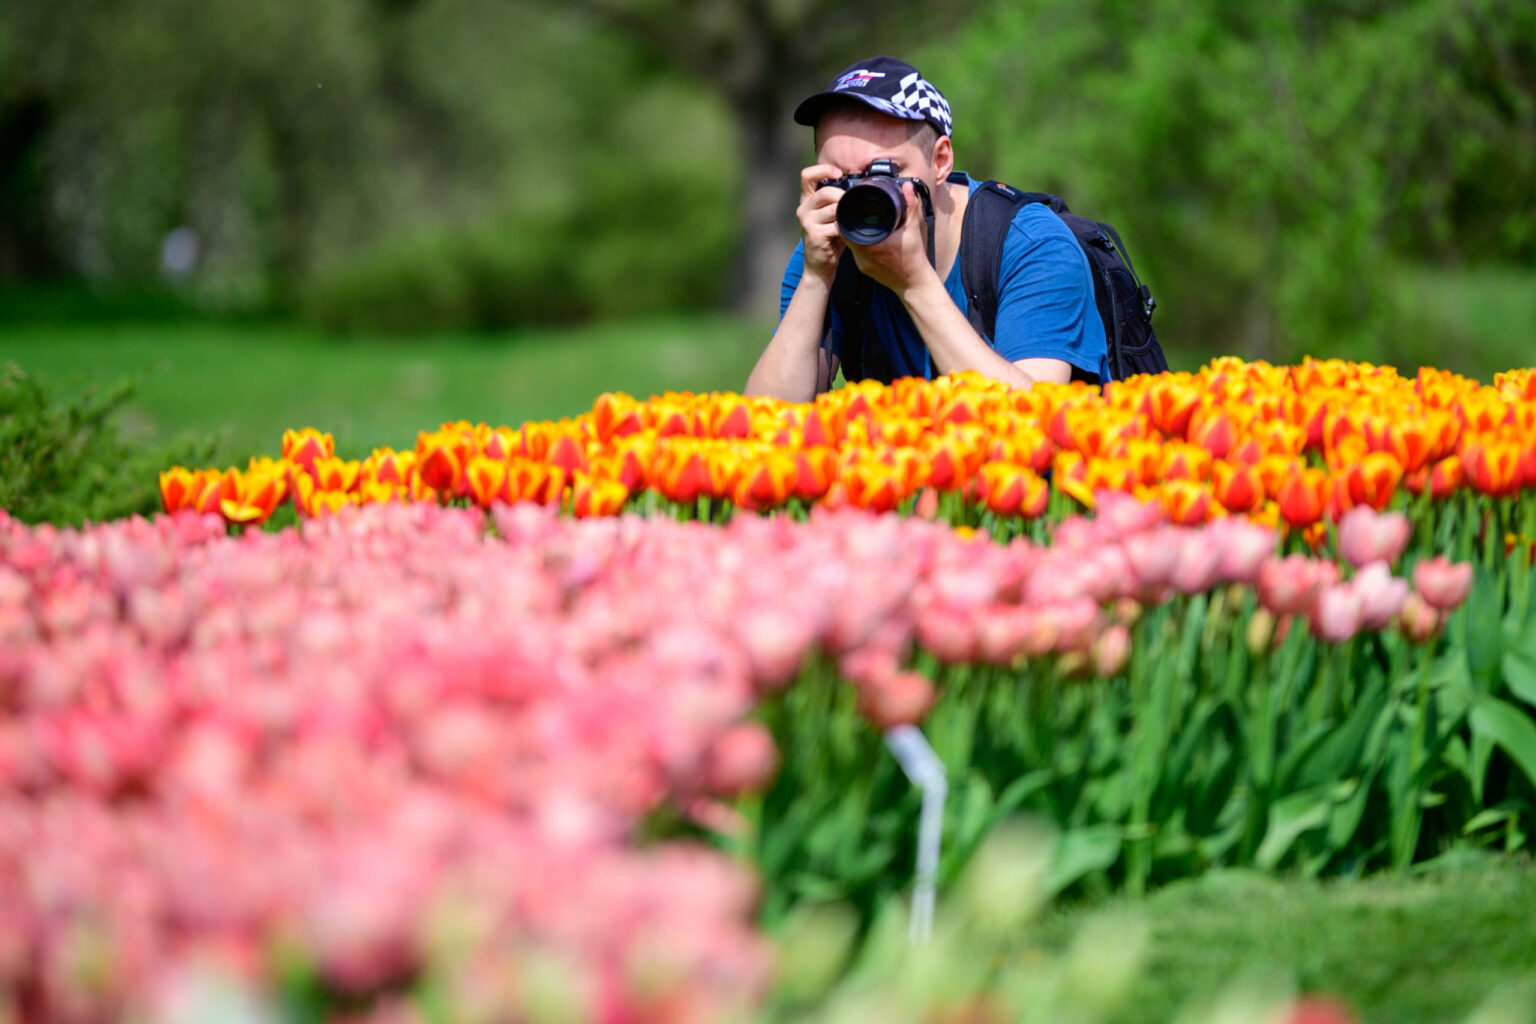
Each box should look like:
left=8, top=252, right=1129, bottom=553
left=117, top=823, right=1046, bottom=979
left=281, top=427, right=335, bottom=478
left=1212, top=461, right=1263, bottom=514
left=1277, top=466, right=1328, bottom=529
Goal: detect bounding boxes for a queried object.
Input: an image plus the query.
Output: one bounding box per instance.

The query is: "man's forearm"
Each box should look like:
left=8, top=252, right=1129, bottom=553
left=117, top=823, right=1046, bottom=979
left=744, top=274, right=835, bottom=402
left=901, top=279, right=1042, bottom=388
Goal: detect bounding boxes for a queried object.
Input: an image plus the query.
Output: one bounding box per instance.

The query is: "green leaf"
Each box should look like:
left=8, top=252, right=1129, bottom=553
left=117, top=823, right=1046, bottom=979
left=1255, top=788, right=1333, bottom=870
left=1326, top=768, right=1377, bottom=852
left=1466, top=566, right=1505, bottom=688
left=994, top=768, right=1056, bottom=816
left=1470, top=696, right=1536, bottom=792
left=1047, top=824, right=1123, bottom=895
left=1501, top=618, right=1536, bottom=708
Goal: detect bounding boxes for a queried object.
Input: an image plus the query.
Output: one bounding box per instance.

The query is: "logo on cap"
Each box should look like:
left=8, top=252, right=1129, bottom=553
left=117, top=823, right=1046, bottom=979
left=833, top=69, right=886, bottom=90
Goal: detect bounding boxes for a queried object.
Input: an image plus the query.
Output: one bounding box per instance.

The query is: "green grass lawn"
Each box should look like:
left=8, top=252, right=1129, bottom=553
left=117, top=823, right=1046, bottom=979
left=2, top=262, right=1530, bottom=468
left=2, top=314, right=771, bottom=465
left=1033, top=857, right=1536, bottom=1024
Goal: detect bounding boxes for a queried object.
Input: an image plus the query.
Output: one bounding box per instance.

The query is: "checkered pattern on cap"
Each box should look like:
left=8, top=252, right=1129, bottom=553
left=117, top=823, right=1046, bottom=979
left=793, top=56, right=955, bottom=139
left=887, top=71, right=952, bottom=138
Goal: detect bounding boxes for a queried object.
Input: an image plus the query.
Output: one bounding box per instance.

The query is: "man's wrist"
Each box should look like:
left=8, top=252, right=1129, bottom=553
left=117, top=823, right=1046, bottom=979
left=896, top=270, right=947, bottom=310
left=798, top=265, right=837, bottom=293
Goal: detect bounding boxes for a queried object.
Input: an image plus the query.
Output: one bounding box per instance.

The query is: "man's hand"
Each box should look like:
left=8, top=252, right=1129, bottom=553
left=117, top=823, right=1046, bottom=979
left=846, top=182, right=939, bottom=299
left=797, top=164, right=848, bottom=283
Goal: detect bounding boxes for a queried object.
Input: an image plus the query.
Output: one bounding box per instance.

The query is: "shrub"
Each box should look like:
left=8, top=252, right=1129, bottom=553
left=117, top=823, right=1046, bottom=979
left=0, top=361, right=215, bottom=525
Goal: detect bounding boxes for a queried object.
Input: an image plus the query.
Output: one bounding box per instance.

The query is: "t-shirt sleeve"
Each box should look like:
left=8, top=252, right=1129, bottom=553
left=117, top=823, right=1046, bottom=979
left=780, top=241, right=842, bottom=359
left=989, top=213, right=1106, bottom=377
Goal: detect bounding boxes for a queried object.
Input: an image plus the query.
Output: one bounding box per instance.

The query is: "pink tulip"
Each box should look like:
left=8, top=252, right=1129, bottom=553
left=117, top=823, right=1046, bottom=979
left=733, top=606, right=817, bottom=692
left=1397, top=592, right=1442, bottom=644
left=702, top=723, right=780, bottom=797
left=857, top=670, right=936, bottom=730
left=1257, top=555, right=1326, bottom=617
left=913, top=604, right=978, bottom=664
left=1171, top=530, right=1224, bottom=595
left=1337, top=505, right=1412, bottom=569
left=1349, top=563, right=1409, bottom=631
left=1412, top=556, right=1473, bottom=611
left=1211, top=517, right=1278, bottom=584
left=1122, top=528, right=1179, bottom=593
left=1309, top=584, right=1364, bottom=643
left=1090, top=623, right=1132, bottom=677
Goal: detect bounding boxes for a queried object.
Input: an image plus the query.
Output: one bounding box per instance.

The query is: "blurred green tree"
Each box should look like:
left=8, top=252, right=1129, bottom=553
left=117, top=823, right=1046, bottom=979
left=920, top=0, right=1535, bottom=363
left=552, top=0, right=978, bottom=313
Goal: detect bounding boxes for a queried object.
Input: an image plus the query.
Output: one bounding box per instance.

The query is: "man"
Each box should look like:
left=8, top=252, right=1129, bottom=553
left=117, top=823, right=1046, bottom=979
left=745, top=56, right=1109, bottom=403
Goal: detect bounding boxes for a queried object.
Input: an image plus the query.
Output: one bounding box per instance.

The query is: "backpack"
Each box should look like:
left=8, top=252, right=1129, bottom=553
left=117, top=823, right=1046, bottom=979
left=831, top=176, right=1169, bottom=384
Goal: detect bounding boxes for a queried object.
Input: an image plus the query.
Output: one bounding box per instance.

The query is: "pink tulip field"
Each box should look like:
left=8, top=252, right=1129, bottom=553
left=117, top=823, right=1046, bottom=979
left=7, top=359, right=1536, bottom=1022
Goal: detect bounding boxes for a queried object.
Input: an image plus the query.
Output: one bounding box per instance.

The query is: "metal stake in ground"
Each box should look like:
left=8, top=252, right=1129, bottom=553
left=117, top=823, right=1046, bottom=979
left=884, top=724, right=948, bottom=945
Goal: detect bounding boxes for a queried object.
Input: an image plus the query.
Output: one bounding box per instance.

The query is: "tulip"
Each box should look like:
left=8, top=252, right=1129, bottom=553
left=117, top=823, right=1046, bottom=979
left=1122, top=527, right=1179, bottom=594
left=465, top=456, right=510, bottom=509
left=1189, top=407, right=1238, bottom=459
left=1211, top=460, right=1263, bottom=514
left=1337, top=505, right=1412, bottom=569
left=159, top=466, right=199, bottom=514
left=1277, top=466, right=1328, bottom=529
left=571, top=475, right=629, bottom=518
left=309, top=456, right=362, bottom=494
left=1160, top=443, right=1212, bottom=483
left=1412, top=556, right=1473, bottom=611
left=1159, top=479, right=1213, bottom=527
left=1340, top=451, right=1404, bottom=512
left=857, top=671, right=936, bottom=730
left=1310, top=583, right=1364, bottom=643
left=702, top=723, right=780, bottom=797
left=978, top=464, right=1048, bottom=518
left=1211, top=517, right=1278, bottom=584
left=1462, top=440, right=1523, bottom=498
left=1397, top=592, right=1442, bottom=644
left=1257, top=555, right=1327, bottom=617
left=735, top=606, right=818, bottom=690
left=361, top=447, right=415, bottom=488
left=732, top=451, right=798, bottom=512
left=1350, top=562, right=1409, bottom=630
left=416, top=439, right=464, bottom=496
left=1089, top=623, right=1132, bottom=677
left=840, top=459, right=904, bottom=514
left=1170, top=529, right=1224, bottom=594
left=1141, top=378, right=1201, bottom=438
left=592, top=391, right=644, bottom=442
left=217, top=468, right=286, bottom=526
left=281, top=427, right=335, bottom=478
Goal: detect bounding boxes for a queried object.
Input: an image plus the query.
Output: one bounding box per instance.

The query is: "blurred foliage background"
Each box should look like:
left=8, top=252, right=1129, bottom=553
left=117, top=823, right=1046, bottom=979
left=1, top=0, right=1532, bottom=371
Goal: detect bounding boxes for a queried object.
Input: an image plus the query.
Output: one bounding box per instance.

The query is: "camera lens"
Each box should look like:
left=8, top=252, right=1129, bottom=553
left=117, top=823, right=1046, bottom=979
left=836, top=178, right=906, bottom=245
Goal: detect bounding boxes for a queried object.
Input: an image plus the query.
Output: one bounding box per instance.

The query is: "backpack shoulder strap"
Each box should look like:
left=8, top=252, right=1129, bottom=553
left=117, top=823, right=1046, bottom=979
left=959, top=182, right=1059, bottom=341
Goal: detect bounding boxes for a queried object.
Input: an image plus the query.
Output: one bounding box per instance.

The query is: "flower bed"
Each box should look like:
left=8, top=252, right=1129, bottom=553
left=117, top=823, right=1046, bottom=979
left=2, top=486, right=1518, bottom=1020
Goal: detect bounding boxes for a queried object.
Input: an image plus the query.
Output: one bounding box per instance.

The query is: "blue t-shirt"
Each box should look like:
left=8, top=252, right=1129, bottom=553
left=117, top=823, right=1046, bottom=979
left=779, top=172, right=1110, bottom=382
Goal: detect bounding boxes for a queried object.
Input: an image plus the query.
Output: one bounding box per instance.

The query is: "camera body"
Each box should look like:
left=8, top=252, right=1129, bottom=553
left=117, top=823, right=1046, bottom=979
left=817, top=158, right=930, bottom=246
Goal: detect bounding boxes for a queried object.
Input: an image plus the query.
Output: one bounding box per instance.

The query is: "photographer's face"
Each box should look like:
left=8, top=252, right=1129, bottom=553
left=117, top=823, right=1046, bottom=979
left=815, top=108, right=951, bottom=191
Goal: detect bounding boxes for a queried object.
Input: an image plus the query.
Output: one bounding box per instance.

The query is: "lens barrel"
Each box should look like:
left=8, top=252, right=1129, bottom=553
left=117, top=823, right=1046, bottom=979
left=835, top=178, right=907, bottom=245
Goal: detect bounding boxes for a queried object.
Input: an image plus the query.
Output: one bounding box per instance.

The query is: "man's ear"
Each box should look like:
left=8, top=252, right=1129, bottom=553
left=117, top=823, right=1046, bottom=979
left=932, top=135, right=954, bottom=180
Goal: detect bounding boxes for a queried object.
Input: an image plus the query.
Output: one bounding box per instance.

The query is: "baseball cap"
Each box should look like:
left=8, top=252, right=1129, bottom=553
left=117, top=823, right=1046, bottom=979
left=793, top=56, right=954, bottom=139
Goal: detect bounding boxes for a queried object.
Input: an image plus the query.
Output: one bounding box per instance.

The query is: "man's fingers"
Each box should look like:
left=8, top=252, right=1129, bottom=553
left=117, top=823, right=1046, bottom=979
left=801, top=164, right=843, bottom=195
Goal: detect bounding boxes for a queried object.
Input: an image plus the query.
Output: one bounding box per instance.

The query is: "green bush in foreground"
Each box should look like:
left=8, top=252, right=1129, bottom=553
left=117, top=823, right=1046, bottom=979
left=0, top=361, right=215, bottom=526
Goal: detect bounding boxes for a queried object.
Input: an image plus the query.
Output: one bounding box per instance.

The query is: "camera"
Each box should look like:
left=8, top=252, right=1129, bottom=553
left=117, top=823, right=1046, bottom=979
left=817, top=158, right=931, bottom=246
